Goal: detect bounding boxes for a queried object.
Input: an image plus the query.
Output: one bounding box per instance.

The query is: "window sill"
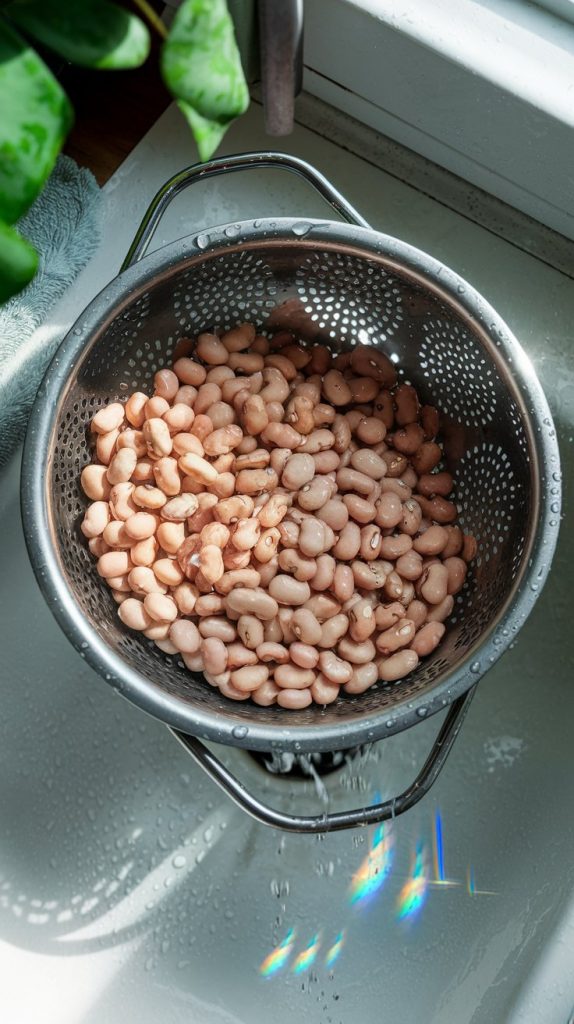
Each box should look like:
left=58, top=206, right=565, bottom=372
left=303, top=0, right=574, bottom=239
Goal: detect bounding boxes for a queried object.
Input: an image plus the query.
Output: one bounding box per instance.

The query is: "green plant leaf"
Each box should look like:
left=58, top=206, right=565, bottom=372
left=0, top=219, right=38, bottom=303
left=161, top=0, right=249, bottom=159
left=177, top=100, right=227, bottom=163
left=7, top=0, right=150, bottom=69
left=0, top=18, right=73, bottom=224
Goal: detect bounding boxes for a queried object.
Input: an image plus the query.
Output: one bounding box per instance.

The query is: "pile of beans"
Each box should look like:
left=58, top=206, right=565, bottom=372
left=80, top=324, right=476, bottom=710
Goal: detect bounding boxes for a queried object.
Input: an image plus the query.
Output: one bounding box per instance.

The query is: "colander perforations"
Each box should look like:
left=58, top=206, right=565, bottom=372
left=48, top=243, right=533, bottom=729
left=419, top=319, right=497, bottom=426
left=295, top=251, right=403, bottom=342
left=173, top=251, right=279, bottom=334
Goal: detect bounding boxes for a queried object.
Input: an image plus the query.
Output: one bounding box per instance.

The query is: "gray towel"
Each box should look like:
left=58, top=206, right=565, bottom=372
left=0, top=155, right=102, bottom=466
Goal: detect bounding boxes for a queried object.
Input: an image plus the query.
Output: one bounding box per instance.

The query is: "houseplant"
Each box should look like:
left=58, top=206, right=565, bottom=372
left=0, top=0, right=249, bottom=304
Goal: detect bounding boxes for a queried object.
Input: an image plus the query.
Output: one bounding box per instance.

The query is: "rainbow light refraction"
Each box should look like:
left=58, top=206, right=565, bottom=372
left=434, top=810, right=444, bottom=882
left=396, top=843, right=428, bottom=920
left=466, top=865, right=497, bottom=896
left=292, top=933, right=322, bottom=974
left=325, top=930, right=345, bottom=969
left=429, top=811, right=458, bottom=889
left=259, top=928, right=296, bottom=977
left=349, top=821, right=394, bottom=906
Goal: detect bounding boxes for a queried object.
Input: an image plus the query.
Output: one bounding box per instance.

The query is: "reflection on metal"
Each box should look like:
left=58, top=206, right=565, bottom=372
left=396, top=843, right=429, bottom=921
left=259, top=928, right=296, bottom=977
left=292, top=933, right=322, bottom=974
left=325, top=930, right=345, bottom=969
left=349, top=821, right=394, bottom=907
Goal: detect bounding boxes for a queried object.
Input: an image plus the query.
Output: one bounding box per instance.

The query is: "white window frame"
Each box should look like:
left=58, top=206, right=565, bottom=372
left=302, top=0, right=574, bottom=240
left=532, top=0, right=574, bottom=25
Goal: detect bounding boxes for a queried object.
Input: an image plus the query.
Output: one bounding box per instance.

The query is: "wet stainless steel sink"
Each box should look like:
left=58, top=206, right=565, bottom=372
left=1, top=100, right=573, bottom=1023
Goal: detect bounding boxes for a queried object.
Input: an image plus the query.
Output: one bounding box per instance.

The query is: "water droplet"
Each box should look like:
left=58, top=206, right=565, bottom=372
left=552, top=471, right=561, bottom=482
left=232, top=725, right=248, bottom=740
left=292, top=221, right=312, bottom=237
left=550, top=502, right=559, bottom=513
left=417, top=707, right=428, bottom=717
left=195, top=850, right=205, bottom=865
left=549, top=519, right=557, bottom=527
left=253, top=219, right=262, bottom=228
left=385, top=720, right=393, bottom=728
left=196, top=233, right=209, bottom=249
left=530, top=582, right=539, bottom=592
left=73, top=327, right=83, bottom=336
left=203, top=826, right=214, bottom=844
left=456, top=284, right=465, bottom=294
left=470, top=661, right=481, bottom=674
left=224, top=224, right=240, bottom=238
left=172, top=854, right=186, bottom=869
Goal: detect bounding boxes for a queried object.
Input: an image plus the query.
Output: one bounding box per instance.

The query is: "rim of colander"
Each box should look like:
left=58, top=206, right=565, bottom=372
left=21, top=218, right=562, bottom=753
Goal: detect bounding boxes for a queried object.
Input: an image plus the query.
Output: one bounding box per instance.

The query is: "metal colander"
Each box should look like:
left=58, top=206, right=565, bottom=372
left=22, top=153, right=560, bottom=832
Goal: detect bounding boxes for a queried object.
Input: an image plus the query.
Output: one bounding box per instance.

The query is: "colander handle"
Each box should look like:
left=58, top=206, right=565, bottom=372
left=122, top=151, right=369, bottom=268
left=170, top=686, right=476, bottom=834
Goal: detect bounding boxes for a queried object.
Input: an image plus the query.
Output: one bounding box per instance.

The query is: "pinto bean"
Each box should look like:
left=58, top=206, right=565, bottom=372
left=276, top=687, right=313, bottom=709
left=413, top=524, right=448, bottom=555
left=444, top=556, right=468, bottom=594
left=343, top=663, right=378, bottom=694
left=378, top=649, right=419, bottom=681
left=420, top=563, right=449, bottom=605
left=318, top=613, right=349, bottom=649
left=416, top=494, right=458, bottom=524
left=411, top=621, right=446, bottom=656
left=318, top=651, right=353, bottom=684
left=313, top=403, right=336, bottom=427
left=281, top=453, right=315, bottom=490
left=337, top=467, right=377, bottom=496
left=225, top=587, right=278, bottom=620
left=216, top=568, right=261, bottom=594
left=213, top=494, right=254, bottom=524
left=269, top=575, right=311, bottom=606
left=201, top=636, right=228, bottom=675
left=236, top=614, right=265, bottom=650
left=296, top=429, right=336, bottom=455
left=348, top=599, right=376, bottom=641
left=343, top=494, right=376, bottom=524
left=351, top=559, right=388, bottom=591
left=317, top=499, right=348, bottom=532
left=235, top=468, right=279, bottom=495
left=304, top=594, right=341, bottom=622
left=350, top=448, right=387, bottom=480
left=376, top=619, right=416, bottom=655
left=462, top=533, right=478, bottom=562
left=291, top=607, right=323, bottom=645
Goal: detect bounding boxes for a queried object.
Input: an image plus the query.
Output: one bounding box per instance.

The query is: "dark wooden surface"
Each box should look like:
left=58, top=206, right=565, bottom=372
left=61, top=35, right=171, bottom=185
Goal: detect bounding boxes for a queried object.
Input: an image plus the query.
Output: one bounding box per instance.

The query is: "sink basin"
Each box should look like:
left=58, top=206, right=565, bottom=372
left=1, top=100, right=573, bottom=1023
